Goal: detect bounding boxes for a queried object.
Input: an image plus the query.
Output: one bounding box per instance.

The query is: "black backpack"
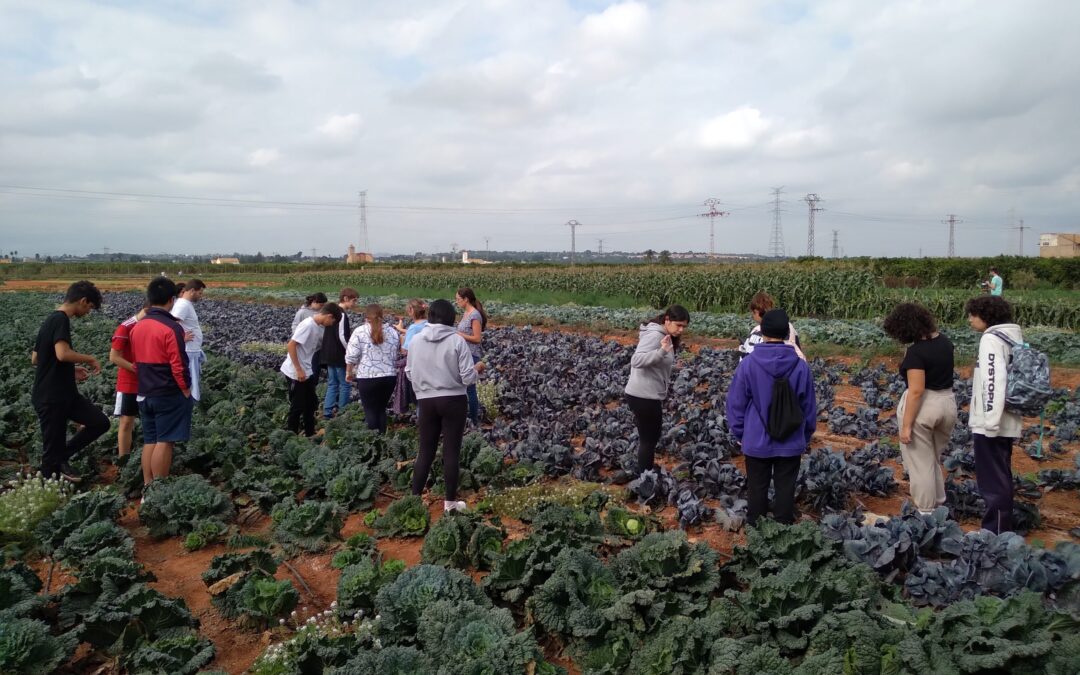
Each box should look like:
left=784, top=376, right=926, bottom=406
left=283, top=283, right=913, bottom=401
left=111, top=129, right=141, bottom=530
left=752, top=361, right=804, bottom=440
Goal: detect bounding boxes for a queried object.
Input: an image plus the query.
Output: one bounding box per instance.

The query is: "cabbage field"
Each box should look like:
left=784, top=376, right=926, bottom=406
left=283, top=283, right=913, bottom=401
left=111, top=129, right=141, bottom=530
left=1, top=290, right=1079, bottom=674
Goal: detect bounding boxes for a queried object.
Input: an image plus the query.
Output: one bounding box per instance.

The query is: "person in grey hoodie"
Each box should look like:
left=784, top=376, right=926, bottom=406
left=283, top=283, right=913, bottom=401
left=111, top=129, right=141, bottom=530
left=405, top=299, right=480, bottom=513
left=965, top=295, right=1024, bottom=533
left=624, top=305, right=690, bottom=476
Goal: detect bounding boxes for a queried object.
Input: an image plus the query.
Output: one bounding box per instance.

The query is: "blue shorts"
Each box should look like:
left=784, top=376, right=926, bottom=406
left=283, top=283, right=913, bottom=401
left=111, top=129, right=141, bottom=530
left=139, top=392, right=193, bottom=444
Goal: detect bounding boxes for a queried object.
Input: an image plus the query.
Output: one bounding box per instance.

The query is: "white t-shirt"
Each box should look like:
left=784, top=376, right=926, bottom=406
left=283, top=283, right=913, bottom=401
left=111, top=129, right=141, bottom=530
left=172, top=298, right=203, bottom=352
left=280, top=317, right=321, bottom=380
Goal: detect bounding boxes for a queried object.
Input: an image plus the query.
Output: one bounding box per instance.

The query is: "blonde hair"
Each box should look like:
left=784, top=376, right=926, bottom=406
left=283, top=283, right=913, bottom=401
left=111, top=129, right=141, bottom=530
left=366, top=304, right=385, bottom=344
left=406, top=298, right=428, bottom=319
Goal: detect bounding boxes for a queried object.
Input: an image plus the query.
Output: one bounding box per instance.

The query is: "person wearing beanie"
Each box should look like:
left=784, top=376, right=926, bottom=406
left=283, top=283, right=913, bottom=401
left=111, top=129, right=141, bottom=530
left=726, top=308, right=817, bottom=526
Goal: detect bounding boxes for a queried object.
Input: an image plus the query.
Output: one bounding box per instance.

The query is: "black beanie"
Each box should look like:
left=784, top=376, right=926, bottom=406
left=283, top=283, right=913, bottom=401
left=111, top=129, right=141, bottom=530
left=760, top=309, right=790, bottom=340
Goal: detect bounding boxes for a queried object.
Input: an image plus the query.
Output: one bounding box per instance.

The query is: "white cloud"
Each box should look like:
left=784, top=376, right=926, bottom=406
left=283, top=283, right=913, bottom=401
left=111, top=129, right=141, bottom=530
left=249, top=148, right=280, bottom=167
left=698, top=106, right=771, bottom=152
left=316, top=113, right=363, bottom=140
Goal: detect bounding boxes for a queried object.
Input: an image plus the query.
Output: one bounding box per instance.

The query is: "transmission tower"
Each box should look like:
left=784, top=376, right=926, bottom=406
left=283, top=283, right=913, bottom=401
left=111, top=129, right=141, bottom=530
left=358, top=190, right=369, bottom=254
left=1013, top=218, right=1029, bottom=255
left=484, top=236, right=491, bottom=252
left=698, top=198, right=729, bottom=259
left=803, top=193, right=823, bottom=256
left=566, top=220, right=580, bottom=265
left=943, top=214, right=961, bottom=257
left=597, top=239, right=604, bottom=256
left=768, top=187, right=786, bottom=258
left=831, top=230, right=840, bottom=258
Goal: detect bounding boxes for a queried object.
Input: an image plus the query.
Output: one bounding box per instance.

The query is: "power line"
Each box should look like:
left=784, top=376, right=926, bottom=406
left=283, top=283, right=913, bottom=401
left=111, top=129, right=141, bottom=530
left=768, top=187, right=785, bottom=258
left=698, top=197, right=729, bottom=259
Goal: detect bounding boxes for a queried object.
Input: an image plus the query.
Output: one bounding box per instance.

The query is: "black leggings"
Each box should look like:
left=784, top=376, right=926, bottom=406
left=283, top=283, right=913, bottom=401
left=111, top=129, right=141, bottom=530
left=286, top=376, right=318, bottom=437
left=411, top=395, right=468, bottom=501
left=744, top=455, right=801, bottom=526
left=356, top=376, right=397, bottom=434
left=626, top=393, right=663, bottom=475
left=35, top=394, right=110, bottom=477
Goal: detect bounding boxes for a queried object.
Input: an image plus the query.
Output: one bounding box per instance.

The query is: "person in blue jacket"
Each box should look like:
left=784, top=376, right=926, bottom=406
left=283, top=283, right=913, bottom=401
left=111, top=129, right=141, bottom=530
left=726, top=309, right=817, bottom=526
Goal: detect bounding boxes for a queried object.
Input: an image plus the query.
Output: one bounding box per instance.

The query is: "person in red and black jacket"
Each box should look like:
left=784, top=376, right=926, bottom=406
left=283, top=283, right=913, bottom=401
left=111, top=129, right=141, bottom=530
left=129, top=277, right=191, bottom=491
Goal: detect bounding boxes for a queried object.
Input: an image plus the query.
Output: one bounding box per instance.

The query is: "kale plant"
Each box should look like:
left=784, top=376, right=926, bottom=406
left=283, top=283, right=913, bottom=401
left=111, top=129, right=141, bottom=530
left=270, top=498, right=344, bottom=552
left=139, top=474, right=235, bottom=538
left=373, top=495, right=430, bottom=538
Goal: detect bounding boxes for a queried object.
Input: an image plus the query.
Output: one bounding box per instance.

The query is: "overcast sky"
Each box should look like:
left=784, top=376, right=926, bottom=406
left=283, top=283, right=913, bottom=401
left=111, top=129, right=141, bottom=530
left=2, top=0, right=1078, bottom=258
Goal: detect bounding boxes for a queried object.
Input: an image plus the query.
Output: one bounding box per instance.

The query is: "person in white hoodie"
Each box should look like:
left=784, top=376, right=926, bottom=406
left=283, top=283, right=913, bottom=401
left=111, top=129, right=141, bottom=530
left=171, top=280, right=206, bottom=400
left=966, top=295, right=1023, bottom=533
left=624, top=305, right=690, bottom=476
left=406, top=299, right=480, bottom=513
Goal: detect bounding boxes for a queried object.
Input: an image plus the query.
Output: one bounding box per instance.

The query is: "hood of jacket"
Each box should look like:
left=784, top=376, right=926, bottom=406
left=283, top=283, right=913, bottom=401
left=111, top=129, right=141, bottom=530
left=419, top=323, right=459, bottom=343
left=983, top=323, right=1023, bottom=344
left=745, top=341, right=803, bottom=378
left=639, top=322, right=667, bottom=341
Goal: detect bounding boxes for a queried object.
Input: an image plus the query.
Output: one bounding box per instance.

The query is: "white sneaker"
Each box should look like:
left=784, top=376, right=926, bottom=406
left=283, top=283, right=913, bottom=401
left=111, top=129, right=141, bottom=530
left=443, top=500, right=467, bottom=513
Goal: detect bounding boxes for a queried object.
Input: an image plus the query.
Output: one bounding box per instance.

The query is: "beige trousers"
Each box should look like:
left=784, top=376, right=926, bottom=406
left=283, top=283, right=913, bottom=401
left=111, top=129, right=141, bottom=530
left=897, top=389, right=958, bottom=511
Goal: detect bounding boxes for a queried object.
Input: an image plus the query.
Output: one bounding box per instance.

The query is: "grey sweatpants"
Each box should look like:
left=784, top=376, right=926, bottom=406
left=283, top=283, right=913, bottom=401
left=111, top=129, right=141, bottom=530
left=897, top=388, right=957, bottom=511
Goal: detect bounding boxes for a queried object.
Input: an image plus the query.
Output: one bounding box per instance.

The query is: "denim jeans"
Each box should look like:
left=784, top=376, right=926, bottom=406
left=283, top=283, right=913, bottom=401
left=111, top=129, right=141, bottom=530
left=324, top=366, right=349, bottom=417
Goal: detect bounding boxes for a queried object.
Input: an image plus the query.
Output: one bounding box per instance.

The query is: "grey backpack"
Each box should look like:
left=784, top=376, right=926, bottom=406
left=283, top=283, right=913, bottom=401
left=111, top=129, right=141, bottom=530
left=986, top=330, right=1053, bottom=417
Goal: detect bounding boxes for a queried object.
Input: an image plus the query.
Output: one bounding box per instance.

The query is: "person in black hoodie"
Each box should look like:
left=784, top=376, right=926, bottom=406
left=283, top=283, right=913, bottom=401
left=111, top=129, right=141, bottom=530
left=321, top=288, right=359, bottom=418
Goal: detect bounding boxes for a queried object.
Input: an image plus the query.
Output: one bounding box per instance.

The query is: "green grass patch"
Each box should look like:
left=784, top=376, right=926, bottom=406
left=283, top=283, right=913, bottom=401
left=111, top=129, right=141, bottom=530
left=483, top=477, right=626, bottom=519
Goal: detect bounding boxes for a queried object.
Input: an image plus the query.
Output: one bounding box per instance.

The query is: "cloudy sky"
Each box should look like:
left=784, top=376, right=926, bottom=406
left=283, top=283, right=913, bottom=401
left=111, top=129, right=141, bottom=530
left=2, top=0, right=1078, bottom=258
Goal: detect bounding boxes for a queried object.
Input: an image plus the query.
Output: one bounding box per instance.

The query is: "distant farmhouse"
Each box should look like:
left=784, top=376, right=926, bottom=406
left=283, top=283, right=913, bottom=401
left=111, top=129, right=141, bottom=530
left=1039, top=233, right=1080, bottom=258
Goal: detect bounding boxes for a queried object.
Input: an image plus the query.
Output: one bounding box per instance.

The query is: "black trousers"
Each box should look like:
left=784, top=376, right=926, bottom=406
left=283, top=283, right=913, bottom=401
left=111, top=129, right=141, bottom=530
left=356, top=376, right=397, bottom=434
left=973, top=433, right=1015, bottom=533
left=286, top=376, right=318, bottom=437
left=745, top=455, right=802, bottom=526
left=625, top=394, right=663, bottom=475
left=412, top=395, right=468, bottom=501
left=35, top=394, right=109, bottom=477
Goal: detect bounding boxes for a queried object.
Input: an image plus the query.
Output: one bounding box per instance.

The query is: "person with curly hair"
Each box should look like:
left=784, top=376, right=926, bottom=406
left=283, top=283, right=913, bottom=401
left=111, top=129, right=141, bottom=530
left=882, top=303, right=957, bottom=515
left=965, top=295, right=1023, bottom=533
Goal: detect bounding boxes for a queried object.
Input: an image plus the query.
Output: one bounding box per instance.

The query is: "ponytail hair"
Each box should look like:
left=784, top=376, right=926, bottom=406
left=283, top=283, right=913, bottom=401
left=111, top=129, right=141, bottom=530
left=406, top=298, right=428, bottom=319
left=339, top=287, right=359, bottom=302
left=647, top=304, right=690, bottom=352
left=456, top=287, right=487, bottom=329
left=305, top=292, right=328, bottom=307
left=366, top=304, right=385, bottom=344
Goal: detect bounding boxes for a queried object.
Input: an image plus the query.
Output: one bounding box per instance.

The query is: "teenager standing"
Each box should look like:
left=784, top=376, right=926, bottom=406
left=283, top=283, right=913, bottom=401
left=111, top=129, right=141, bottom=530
left=281, top=303, right=341, bottom=437
left=726, top=309, right=817, bottom=526
left=171, top=279, right=206, bottom=401
left=966, top=295, right=1022, bottom=533
left=108, top=303, right=148, bottom=459
left=392, top=299, right=428, bottom=415
left=129, top=277, right=192, bottom=488
left=406, top=299, right=478, bottom=513
left=321, top=288, right=359, bottom=418
left=292, top=292, right=328, bottom=387
left=624, top=305, right=690, bottom=476
left=454, top=288, right=487, bottom=423
left=30, top=281, right=109, bottom=482
left=738, top=291, right=804, bottom=360
left=345, top=304, right=400, bottom=433
left=883, top=303, right=957, bottom=514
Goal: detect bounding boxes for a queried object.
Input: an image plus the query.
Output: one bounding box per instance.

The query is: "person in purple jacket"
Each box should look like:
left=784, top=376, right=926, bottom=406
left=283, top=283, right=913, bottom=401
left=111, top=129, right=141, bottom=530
left=726, top=309, right=817, bottom=526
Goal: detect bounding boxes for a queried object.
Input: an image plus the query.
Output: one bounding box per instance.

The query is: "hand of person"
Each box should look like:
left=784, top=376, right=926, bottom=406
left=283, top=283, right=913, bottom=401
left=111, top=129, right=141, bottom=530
left=899, top=427, right=912, bottom=445
left=182, top=388, right=192, bottom=399
left=87, top=356, right=102, bottom=374
left=296, top=370, right=308, bottom=383
left=475, top=361, right=487, bottom=374
left=660, top=335, right=673, bottom=352
left=345, top=370, right=354, bottom=383
left=74, top=366, right=90, bottom=382
left=184, top=330, right=194, bottom=342
left=395, top=319, right=404, bottom=330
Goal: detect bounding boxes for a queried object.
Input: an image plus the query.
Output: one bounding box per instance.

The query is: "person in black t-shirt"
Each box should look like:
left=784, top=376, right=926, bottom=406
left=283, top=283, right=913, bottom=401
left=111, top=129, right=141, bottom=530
left=883, top=303, right=958, bottom=514
left=30, top=281, right=110, bottom=482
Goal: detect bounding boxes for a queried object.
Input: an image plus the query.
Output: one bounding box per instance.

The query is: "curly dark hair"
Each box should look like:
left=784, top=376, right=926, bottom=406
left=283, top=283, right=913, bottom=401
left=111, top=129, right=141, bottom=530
left=882, top=302, right=937, bottom=343
left=965, top=295, right=1013, bottom=327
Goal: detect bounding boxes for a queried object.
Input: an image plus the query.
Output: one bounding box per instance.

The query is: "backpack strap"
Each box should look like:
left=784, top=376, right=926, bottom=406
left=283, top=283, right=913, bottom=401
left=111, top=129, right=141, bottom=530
left=985, top=329, right=1027, bottom=349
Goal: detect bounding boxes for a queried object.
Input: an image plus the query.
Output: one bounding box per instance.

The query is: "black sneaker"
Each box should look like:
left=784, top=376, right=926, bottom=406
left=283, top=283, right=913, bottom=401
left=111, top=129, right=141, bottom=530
left=59, top=462, right=83, bottom=483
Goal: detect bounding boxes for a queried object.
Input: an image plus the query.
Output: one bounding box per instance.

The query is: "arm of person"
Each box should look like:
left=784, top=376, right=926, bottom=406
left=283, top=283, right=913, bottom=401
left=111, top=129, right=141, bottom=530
left=900, top=369, right=926, bottom=444
left=164, top=331, right=191, bottom=396
left=30, top=350, right=37, bottom=366
left=978, top=335, right=1006, bottom=434
left=344, top=329, right=363, bottom=367
left=799, top=365, right=818, bottom=443
left=630, top=331, right=669, bottom=368
left=287, top=340, right=307, bottom=382
left=460, top=317, right=483, bottom=344
left=109, top=348, right=136, bottom=373
left=459, top=340, right=478, bottom=386
left=54, top=341, right=101, bottom=373
left=338, top=319, right=349, bottom=349
left=404, top=348, right=414, bottom=382
left=725, top=362, right=749, bottom=440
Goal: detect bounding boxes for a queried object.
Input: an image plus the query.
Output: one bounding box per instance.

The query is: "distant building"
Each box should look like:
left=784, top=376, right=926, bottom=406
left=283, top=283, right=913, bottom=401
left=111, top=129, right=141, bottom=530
left=461, top=251, right=493, bottom=265
left=211, top=257, right=241, bottom=265
left=0, top=257, right=11, bottom=264
left=1039, top=233, right=1080, bottom=258
left=346, top=244, right=374, bottom=264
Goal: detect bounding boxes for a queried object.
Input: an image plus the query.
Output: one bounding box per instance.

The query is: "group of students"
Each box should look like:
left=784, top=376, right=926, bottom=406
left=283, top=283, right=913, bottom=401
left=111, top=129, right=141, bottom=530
left=32, top=278, right=203, bottom=493
left=626, top=291, right=1028, bottom=534
left=31, top=278, right=1031, bottom=529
